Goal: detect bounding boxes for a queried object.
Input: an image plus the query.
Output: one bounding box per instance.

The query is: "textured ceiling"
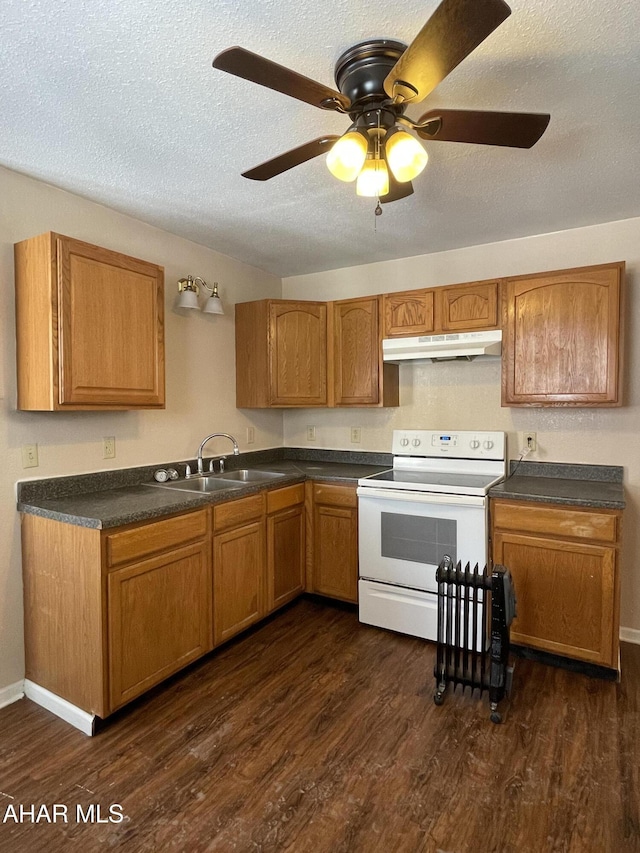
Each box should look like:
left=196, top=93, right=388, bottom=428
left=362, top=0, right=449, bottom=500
left=2, top=0, right=640, bottom=278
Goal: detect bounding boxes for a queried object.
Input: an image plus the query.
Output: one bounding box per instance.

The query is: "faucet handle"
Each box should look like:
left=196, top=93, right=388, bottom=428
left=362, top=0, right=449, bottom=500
left=208, top=459, right=215, bottom=473
left=185, top=463, right=192, bottom=478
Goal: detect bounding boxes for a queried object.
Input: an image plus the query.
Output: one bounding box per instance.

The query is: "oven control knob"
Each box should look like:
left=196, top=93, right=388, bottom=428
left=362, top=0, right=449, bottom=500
left=400, top=438, right=409, bottom=447
left=470, top=439, right=480, bottom=449
left=411, top=438, right=421, bottom=447
left=483, top=440, right=494, bottom=450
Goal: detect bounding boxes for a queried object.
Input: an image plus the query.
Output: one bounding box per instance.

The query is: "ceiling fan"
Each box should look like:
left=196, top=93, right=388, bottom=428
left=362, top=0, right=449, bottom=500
left=212, top=0, right=550, bottom=203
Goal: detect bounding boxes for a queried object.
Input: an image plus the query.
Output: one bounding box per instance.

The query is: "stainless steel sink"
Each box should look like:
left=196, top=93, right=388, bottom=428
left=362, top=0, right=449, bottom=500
left=216, top=469, right=286, bottom=483
left=149, top=476, right=245, bottom=493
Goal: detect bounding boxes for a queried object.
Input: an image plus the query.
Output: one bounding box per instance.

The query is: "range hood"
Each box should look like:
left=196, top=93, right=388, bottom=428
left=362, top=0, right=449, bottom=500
left=383, top=329, right=502, bottom=363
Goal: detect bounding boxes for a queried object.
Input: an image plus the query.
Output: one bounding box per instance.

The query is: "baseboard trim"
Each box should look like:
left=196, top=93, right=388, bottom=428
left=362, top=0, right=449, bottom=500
left=0, top=680, right=25, bottom=710
left=620, top=627, right=640, bottom=645
left=23, top=680, right=96, bottom=736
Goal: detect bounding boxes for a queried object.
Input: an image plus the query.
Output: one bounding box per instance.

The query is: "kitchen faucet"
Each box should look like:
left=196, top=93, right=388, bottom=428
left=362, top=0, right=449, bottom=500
left=194, top=432, right=240, bottom=475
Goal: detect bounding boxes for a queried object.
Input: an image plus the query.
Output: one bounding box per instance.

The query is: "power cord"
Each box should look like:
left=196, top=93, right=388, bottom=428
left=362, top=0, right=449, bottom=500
left=508, top=444, right=532, bottom=479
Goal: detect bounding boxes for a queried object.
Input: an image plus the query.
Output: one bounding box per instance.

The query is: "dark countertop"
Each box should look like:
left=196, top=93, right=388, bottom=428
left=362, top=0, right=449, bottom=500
left=489, top=461, right=625, bottom=510
left=17, top=456, right=391, bottom=530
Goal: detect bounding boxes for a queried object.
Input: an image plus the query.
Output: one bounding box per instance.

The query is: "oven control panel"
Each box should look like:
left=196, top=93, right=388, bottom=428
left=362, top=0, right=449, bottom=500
left=392, top=430, right=505, bottom=460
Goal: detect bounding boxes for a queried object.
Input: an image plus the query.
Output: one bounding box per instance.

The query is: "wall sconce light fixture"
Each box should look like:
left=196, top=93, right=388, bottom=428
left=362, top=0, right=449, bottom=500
left=176, top=276, right=224, bottom=314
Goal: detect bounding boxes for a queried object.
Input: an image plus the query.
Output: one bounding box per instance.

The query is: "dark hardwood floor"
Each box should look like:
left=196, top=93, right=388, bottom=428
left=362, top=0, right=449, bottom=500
left=1, top=597, right=639, bottom=852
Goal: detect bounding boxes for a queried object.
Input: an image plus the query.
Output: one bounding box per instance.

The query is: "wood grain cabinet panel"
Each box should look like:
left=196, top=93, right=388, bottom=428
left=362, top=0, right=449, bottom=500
left=15, top=232, right=165, bottom=410
left=491, top=498, right=621, bottom=669
left=501, top=263, right=624, bottom=406
left=308, top=483, right=358, bottom=603
left=332, top=297, right=380, bottom=405
left=436, top=281, right=499, bottom=331
left=213, top=521, right=265, bottom=645
left=108, top=542, right=213, bottom=711
left=236, top=297, right=398, bottom=408
left=21, top=507, right=212, bottom=719
left=235, top=299, right=328, bottom=407
left=383, top=289, right=435, bottom=337
left=267, top=504, right=305, bottom=612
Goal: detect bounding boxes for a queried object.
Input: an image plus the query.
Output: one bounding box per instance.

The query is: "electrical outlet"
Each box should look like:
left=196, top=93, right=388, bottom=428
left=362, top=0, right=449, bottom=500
left=246, top=426, right=255, bottom=445
left=306, top=425, right=316, bottom=441
left=523, top=432, right=537, bottom=452
left=22, top=444, right=39, bottom=468
left=103, top=436, right=116, bottom=459
left=351, top=427, right=361, bottom=444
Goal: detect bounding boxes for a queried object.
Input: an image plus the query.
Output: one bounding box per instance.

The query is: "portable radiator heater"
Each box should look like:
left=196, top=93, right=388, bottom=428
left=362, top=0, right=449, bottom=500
left=434, top=556, right=516, bottom=723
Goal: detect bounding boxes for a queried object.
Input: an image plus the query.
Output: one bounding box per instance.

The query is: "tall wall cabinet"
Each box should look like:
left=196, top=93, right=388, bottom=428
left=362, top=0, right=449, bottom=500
left=501, top=263, right=623, bottom=407
left=15, top=232, right=165, bottom=410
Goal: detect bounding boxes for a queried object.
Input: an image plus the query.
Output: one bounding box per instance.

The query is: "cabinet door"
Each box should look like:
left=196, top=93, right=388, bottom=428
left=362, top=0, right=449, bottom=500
left=501, top=264, right=623, bottom=406
left=267, top=505, right=305, bottom=612
left=312, top=496, right=358, bottom=603
left=332, top=297, right=380, bottom=406
left=492, top=531, right=617, bottom=667
left=108, top=542, right=212, bottom=711
left=268, top=301, right=327, bottom=406
left=383, top=289, right=435, bottom=337
left=436, top=281, right=499, bottom=331
left=57, top=236, right=165, bottom=407
left=213, top=521, right=266, bottom=645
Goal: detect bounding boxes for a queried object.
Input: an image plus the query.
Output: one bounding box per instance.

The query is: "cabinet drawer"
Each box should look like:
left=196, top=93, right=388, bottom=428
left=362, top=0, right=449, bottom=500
left=105, top=509, right=210, bottom=568
left=312, top=482, right=357, bottom=508
left=492, top=500, right=619, bottom=544
left=266, top=483, right=305, bottom=514
left=213, top=493, right=264, bottom=532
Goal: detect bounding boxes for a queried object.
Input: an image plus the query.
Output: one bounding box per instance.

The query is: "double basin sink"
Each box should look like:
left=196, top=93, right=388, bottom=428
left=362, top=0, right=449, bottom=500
left=150, top=469, right=286, bottom=493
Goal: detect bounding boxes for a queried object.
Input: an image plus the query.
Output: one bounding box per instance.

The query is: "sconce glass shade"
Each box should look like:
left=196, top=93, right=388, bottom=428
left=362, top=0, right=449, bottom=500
left=385, top=128, right=428, bottom=183
left=202, top=282, right=224, bottom=314
left=326, top=130, right=369, bottom=182
left=356, top=158, right=390, bottom=197
left=176, top=277, right=200, bottom=309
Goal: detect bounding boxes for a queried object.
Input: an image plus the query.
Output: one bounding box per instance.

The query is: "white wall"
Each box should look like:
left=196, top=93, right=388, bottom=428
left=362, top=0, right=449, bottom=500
left=283, top=218, right=640, bottom=636
left=0, top=166, right=283, bottom=693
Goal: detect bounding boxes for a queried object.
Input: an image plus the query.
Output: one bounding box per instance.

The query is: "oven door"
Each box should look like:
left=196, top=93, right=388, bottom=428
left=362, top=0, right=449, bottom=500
left=356, top=487, right=488, bottom=593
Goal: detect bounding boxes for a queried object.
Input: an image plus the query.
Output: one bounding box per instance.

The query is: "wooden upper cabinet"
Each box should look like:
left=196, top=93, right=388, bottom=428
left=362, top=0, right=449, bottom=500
left=235, top=299, right=327, bottom=407
left=436, top=281, right=499, bottom=331
left=501, top=263, right=624, bottom=407
left=382, top=281, right=498, bottom=338
left=236, top=297, right=397, bottom=408
left=383, top=289, right=435, bottom=337
left=331, top=297, right=381, bottom=406
left=15, top=232, right=165, bottom=410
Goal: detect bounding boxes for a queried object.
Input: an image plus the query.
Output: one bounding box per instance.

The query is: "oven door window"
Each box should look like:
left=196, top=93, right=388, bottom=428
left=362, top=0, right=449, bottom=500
left=381, top=512, right=456, bottom=566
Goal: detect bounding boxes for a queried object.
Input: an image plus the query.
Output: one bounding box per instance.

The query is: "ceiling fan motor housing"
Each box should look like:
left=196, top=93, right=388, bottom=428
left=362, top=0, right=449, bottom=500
left=335, top=39, right=408, bottom=117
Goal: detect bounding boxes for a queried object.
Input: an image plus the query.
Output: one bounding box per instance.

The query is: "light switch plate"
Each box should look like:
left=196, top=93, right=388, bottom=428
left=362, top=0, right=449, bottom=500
left=22, top=444, right=39, bottom=468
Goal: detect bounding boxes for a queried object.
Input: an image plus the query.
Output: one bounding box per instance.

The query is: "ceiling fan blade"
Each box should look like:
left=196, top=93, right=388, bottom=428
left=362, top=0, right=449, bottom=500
left=416, top=109, right=550, bottom=148
left=213, top=47, right=351, bottom=112
left=381, top=173, right=414, bottom=204
left=242, top=136, right=340, bottom=181
left=384, top=0, right=511, bottom=104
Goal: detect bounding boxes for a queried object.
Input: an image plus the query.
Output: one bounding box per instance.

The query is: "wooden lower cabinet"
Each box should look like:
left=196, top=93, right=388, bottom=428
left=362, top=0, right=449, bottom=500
left=213, top=484, right=306, bottom=645
left=213, top=521, right=265, bottom=645
left=491, top=499, right=621, bottom=669
left=267, top=484, right=305, bottom=611
left=108, top=542, right=212, bottom=711
left=21, top=507, right=212, bottom=719
left=307, top=482, right=358, bottom=603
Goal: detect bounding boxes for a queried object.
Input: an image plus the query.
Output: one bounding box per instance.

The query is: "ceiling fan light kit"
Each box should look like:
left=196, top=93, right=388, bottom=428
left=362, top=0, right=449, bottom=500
left=384, top=127, right=429, bottom=183
left=356, top=156, right=390, bottom=198
left=212, top=0, right=550, bottom=205
left=326, top=128, right=369, bottom=182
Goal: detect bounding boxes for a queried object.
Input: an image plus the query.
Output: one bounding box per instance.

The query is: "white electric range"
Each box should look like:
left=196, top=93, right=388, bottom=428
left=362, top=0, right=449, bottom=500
left=357, top=429, right=506, bottom=642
